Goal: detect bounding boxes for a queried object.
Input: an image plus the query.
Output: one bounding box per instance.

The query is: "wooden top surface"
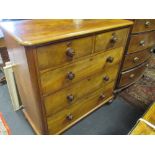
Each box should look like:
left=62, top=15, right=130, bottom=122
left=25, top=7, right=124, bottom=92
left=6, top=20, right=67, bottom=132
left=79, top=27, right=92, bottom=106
left=0, top=19, right=133, bottom=46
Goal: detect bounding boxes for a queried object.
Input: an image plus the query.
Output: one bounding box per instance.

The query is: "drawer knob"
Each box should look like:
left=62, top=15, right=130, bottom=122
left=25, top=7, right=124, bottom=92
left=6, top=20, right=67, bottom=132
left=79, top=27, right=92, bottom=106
left=66, top=48, right=75, bottom=58
left=67, top=72, right=75, bottom=80
left=100, top=94, right=105, bottom=100
left=129, top=74, right=135, bottom=79
left=139, top=40, right=145, bottom=46
left=106, top=56, right=114, bottom=63
left=145, top=21, right=151, bottom=27
left=111, top=36, right=118, bottom=43
left=103, top=76, right=110, bottom=81
left=133, top=57, right=140, bottom=63
left=66, top=114, right=73, bottom=120
left=150, top=47, right=155, bottom=54
left=67, top=94, right=74, bottom=102
left=146, top=64, right=149, bottom=67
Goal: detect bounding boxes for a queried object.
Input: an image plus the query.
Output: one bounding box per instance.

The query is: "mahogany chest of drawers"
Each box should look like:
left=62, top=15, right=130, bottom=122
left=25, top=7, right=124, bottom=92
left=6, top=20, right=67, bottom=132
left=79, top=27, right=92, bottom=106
left=117, top=19, right=155, bottom=89
left=1, top=19, right=132, bottom=134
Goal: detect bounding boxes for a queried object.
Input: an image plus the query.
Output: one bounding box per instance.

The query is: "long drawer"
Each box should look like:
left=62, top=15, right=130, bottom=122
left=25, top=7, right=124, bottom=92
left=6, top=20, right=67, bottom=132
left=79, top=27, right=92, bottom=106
left=119, top=62, right=148, bottom=87
left=40, top=47, right=124, bottom=95
left=47, top=82, right=114, bottom=134
left=95, top=28, right=129, bottom=52
left=36, top=36, right=93, bottom=70
left=122, top=48, right=151, bottom=71
left=132, top=19, right=155, bottom=34
left=44, top=64, right=119, bottom=116
left=128, top=31, right=155, bottom=53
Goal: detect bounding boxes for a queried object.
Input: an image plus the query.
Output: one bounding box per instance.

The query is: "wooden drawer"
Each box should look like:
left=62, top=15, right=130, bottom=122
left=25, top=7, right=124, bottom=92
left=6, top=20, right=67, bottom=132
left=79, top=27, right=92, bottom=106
left=119, top=62, right=148, bottom=87
left=128, top=31, right=155, bottom=53
left=40, top=47, right=124, bottom=95
left=122, top=48, right=151, bottom=71
left=95, top=28, right=129, bottom=52
left=132, top=19, right=155, bottom=33
left=44, top=63, right=119, bottom=116
left=36, top=36, right=93, bottom=70
left=47, top=82, right=114, bottom=134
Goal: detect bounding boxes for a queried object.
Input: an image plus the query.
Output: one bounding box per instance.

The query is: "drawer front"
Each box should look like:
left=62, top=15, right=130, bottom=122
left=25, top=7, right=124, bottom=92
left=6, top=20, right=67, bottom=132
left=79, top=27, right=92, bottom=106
left=95, top=28, right=129, bottom=52
left=119, top=62, right=148, bottom=87
left=132, top=19, right=155, bottom=33
left=44, top=63, right=119, bottom=116
left=122, top=48, right=151, bottom=71
left=128, top=31, right=155, bottom=53
left=40, top=47, right=124, bottom=95
left=47, top=82, right=114, bottom=134
left=37, top=36, right=93, bottom=70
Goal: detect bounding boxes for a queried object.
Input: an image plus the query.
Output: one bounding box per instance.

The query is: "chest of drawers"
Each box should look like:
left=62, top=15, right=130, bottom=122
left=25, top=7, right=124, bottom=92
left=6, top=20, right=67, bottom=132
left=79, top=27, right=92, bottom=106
left=117, top=19, right=155, bottom=89
left=1, top=19, right=132, bottom=134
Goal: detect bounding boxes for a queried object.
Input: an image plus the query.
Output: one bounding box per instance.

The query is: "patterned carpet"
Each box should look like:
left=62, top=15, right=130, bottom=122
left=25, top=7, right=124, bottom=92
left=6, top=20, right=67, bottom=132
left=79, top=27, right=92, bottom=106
left=120, top=53, right=155, bottom=110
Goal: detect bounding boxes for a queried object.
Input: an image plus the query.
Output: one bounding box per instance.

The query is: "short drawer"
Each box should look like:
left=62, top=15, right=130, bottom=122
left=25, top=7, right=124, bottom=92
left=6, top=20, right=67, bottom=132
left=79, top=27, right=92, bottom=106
left=44, top=64, right=119, bottom=116
left=122, top=48, right=151, bottom=71
left=128, top=31, right=155, bottom=53
left=132, top=19, right=155, bottom=33
left=40, top=47, right=124, bottom=95
left=95, top=28, right=129, bottom=52
left=47, top=82, right=114, bottom=134
left=119, top=62, right=148, bottom=87
left=36, top=36, right=93, bottom=70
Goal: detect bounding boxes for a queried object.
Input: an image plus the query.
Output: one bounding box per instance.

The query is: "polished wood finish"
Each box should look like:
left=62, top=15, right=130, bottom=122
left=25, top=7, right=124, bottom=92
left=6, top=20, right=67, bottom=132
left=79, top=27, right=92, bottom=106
left=44, top=63, right=119, bottom=117
left=95, top=28, right=129, bottom=52
left=128, top=31, right=155, bottom=53
left=122, top=48, right=151, bottom=71
left=36, top=36, right=93, bottom=70
left=47, top=82, right=114, bottom=134
left=1, top=20, right=132, bottom=134
left=117, top=19, right=155, bottom=89
left=130, top=121, right=155, bottom=135
left=132, top=19, right=155, bottom=33
left=0, top=19, right=133, bottom=46
left=40, top=47, right=124, bottom=95
left=130, top=103, right=155, bottom=135
left=119, top=62, right=148, bottom=87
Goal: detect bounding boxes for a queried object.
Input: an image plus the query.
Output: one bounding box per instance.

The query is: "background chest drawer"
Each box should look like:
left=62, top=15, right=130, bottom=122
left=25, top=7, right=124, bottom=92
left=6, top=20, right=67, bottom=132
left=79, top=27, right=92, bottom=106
left=122, top=48, right=151, bottom=71
left=36, top=36, right=93, bottom=70
left=47, top=82, right=114, bottom=134
left=40, top=47, right=124, bottom=95
left=95, top=28, right=129, bottom=52
left=44, top=65, right=119, bottom=117
left=119, top=62, right=148, bottom=87
left=132, top=19, right=155, bottom=33
left=128, top=31, right=155, bottom=53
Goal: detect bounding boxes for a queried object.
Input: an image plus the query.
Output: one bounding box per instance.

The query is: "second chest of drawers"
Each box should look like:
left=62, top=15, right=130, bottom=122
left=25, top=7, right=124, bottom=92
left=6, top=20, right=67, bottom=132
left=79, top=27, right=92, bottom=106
left=117, top=19, right=155, bottom=89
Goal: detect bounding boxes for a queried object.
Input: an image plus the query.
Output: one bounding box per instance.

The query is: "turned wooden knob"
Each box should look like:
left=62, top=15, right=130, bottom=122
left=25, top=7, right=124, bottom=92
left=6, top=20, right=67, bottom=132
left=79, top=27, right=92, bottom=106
left=67, top=94, right=74, bottom=102
left=133, top=57, right=140, bottom=63
left=145, top=21, right=151, bottom=27
left=150, top=47, right=155, bottom=54
left=103, top=76, right=110, bottom=81
left=67, top=72, right=75, bottom=80
left=111, top=36, right=118, bottom=43
left=66, top=48, right=75, bottom=58
left=106, top=56, right=114, bottom=63
left=129, top=74, right=135, bottom=79
left=100, top=94, right=105, bottom=100
left=139, top=40, right=145, bottom=46
left=66, top=114, right=73, bottom=120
